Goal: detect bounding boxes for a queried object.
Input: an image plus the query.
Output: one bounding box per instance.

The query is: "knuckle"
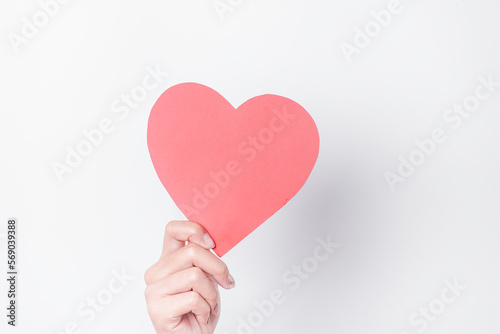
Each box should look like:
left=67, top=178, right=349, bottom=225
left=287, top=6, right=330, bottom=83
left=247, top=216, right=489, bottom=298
left=149, top=299, right=173, bottom=322
left=190, top=220, right=209, bottom=236
left=144, top=268, right=153, bottom=285
left=215, top=263, right=229, bottom=277
left=144, top=263, right=160, bottom=285
left=188, top=223, right=200, bottom=236
left=186, top=225, right=203, bottom=242
left=187, top=267, right=204, bottom=283
left=184, top=242, right=199, bottom=258
left=147, top=302, right=161, bottom=320
left=146, top=298, right=157, bottom=314
left=207, top=290, right=218, bottom=306
left=144, top=285, right=152, bottom=299
left=165, top=220, right=175, bottom=234
left=187, top=291, right=201, bottom=307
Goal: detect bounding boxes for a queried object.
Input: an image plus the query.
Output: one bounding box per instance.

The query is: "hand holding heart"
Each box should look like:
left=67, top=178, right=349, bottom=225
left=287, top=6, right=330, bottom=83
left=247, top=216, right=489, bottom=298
left=147, top=83, right=319, bottom=256
left=144, top=220, right=235, bottom=333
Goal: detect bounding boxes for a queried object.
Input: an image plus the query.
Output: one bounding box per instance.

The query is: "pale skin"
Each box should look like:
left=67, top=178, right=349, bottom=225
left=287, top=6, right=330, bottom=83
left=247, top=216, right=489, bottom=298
left=144, top=220, right=235, bottom=334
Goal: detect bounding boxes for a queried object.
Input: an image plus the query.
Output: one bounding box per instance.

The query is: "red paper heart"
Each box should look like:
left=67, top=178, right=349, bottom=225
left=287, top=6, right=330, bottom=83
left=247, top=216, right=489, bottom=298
left=147, top=83, right=319, bottom=256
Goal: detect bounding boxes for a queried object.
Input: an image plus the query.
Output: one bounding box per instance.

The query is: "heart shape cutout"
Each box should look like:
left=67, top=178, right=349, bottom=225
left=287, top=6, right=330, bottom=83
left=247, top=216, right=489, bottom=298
left=147, top=83, right=320, bottom=256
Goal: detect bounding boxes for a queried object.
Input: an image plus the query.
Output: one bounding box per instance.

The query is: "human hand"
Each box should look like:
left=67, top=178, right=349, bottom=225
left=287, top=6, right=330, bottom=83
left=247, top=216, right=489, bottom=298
left=144, top=220, right=235, bottom=334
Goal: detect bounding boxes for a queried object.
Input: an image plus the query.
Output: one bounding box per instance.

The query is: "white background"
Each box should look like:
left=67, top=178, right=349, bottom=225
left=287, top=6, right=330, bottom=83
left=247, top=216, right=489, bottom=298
left=1, top=0, right=499, bottom=333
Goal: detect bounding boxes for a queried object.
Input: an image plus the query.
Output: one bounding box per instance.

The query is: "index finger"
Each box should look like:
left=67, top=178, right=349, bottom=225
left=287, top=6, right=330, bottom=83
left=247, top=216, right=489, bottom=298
left=161, top=220, right=215, bottom=257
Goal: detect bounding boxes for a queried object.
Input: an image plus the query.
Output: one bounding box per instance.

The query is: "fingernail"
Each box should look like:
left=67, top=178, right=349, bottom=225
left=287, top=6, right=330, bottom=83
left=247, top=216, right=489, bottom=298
left=227, top=273, right=235, bottom=288
left=213, top=303, right=219, bottom=315
left=204, top=233, right=215, bottom=248
left=206, top=314, right=211, bottom=324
